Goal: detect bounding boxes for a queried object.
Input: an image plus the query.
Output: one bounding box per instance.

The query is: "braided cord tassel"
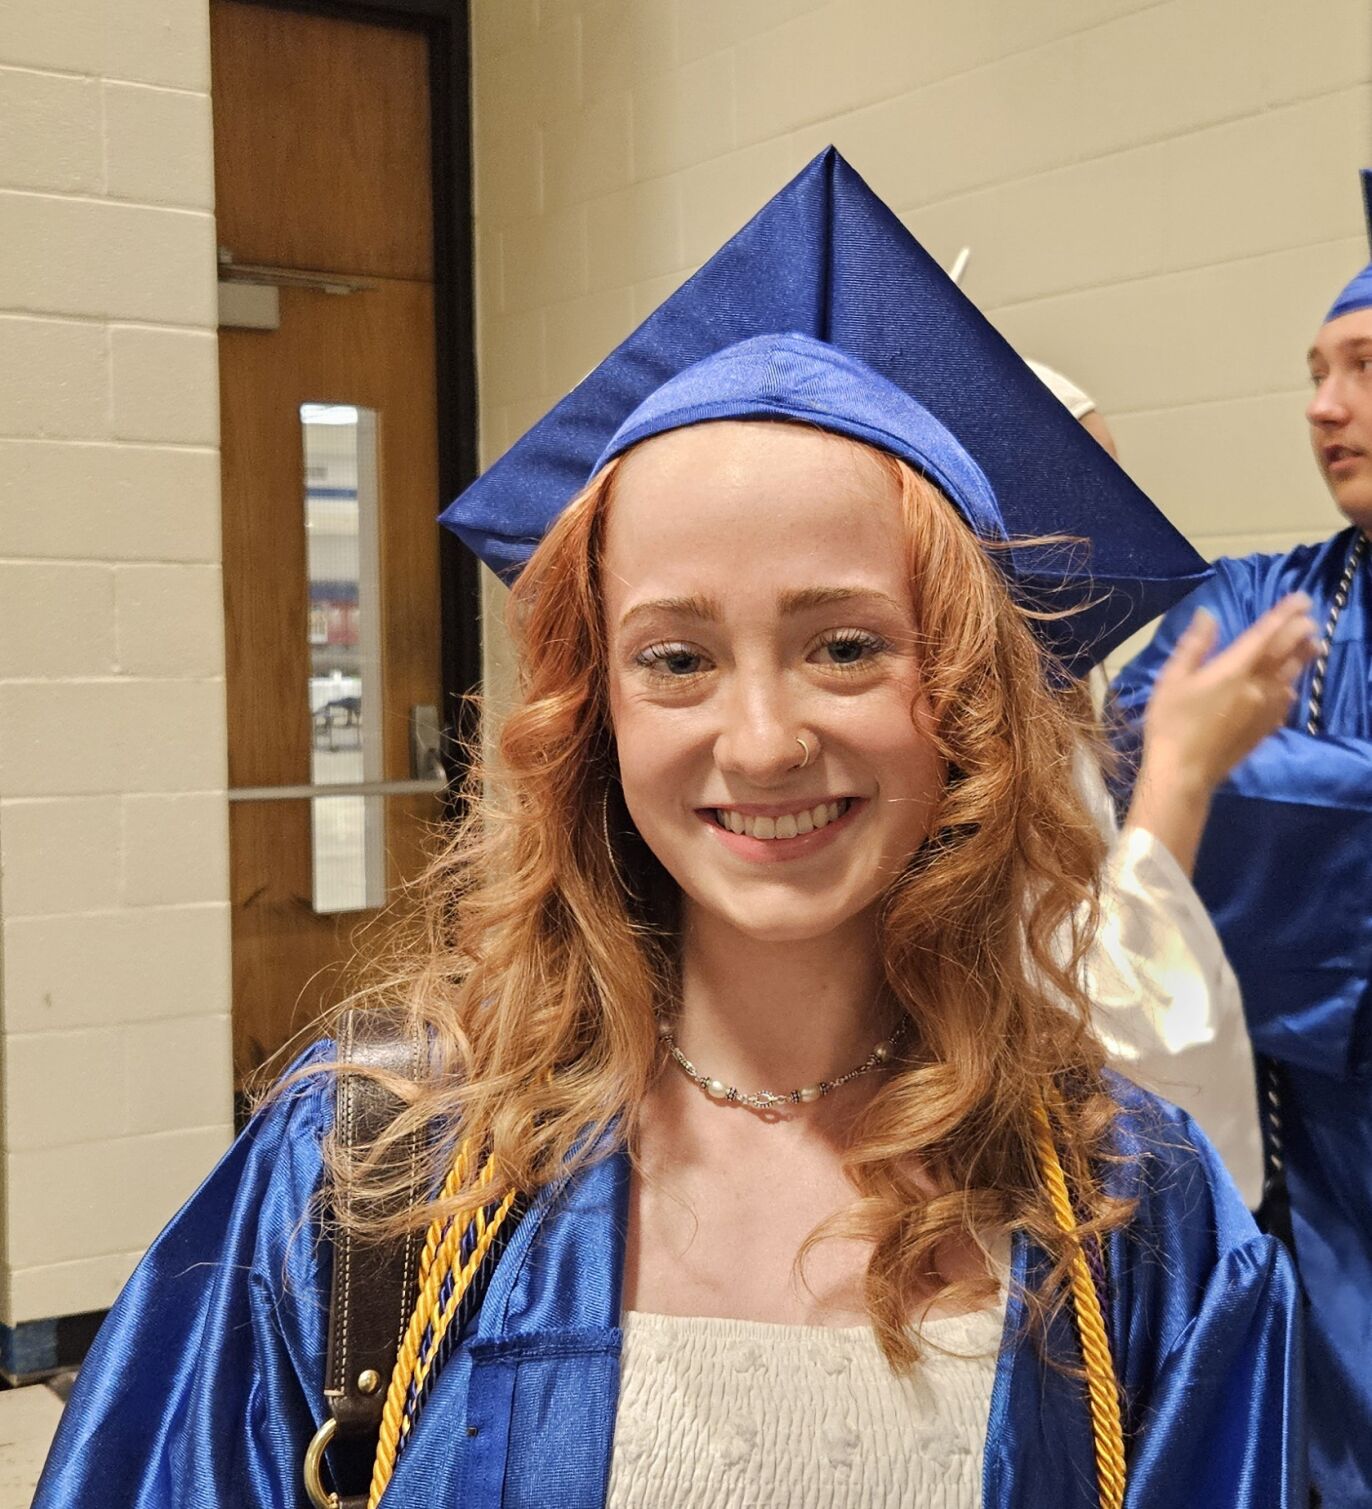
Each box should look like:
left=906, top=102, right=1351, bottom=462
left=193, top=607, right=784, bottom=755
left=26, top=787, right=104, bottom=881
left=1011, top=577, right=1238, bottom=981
left=1031, top=1098, right=1126, bottom=1509
left=367, top=1142, right=517, bottom=1508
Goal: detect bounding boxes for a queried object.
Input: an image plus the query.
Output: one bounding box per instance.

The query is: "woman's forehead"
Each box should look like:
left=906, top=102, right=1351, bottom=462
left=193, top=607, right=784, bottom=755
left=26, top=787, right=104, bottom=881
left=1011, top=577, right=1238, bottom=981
left=601, top=423, right=912, bottom=620
left=606, top=421, right=899, bottom=545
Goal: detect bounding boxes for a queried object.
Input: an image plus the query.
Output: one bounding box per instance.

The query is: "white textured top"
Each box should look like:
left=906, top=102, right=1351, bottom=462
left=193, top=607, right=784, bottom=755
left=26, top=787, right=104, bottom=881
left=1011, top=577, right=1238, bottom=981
left=606, top=1304, right=1004, bottom=1509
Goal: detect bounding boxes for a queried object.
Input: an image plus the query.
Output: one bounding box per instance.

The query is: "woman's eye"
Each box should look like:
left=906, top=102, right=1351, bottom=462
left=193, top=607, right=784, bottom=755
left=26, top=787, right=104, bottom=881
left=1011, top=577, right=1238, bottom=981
left=636, top=642, right=705, bottom=677
left=815, top=631, right=886, bottom=668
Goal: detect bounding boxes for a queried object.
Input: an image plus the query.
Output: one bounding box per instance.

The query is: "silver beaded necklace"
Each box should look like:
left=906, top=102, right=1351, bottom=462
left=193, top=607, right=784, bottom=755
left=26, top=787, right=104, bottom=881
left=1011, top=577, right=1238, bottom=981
left=657, top=1015, right=909, bottom=1111
left=1305, top=531, right=1368, bottom=736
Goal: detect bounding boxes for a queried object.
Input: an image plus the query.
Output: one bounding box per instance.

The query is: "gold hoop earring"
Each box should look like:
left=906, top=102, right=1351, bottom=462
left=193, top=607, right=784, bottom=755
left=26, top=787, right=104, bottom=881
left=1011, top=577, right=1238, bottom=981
left=601, top=785, right=634, bottom=895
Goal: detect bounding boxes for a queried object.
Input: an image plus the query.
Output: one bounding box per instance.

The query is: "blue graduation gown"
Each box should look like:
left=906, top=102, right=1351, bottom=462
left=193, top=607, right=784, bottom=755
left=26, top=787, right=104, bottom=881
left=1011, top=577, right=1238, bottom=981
left=1110, top=525, right=1372, bottom=1506
left=34, top=1049, right=1303, bottom=1508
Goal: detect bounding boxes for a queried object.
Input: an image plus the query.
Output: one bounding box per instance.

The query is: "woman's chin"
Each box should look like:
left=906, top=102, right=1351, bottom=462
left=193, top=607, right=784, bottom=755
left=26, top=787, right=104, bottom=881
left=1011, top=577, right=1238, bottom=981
left=683, top=887, right=876, bottom=947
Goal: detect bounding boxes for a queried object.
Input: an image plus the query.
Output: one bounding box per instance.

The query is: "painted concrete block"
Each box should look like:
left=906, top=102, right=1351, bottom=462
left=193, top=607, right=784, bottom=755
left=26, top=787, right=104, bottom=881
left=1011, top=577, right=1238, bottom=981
left=2, top=903, right=232, bottom=1034
left=0, top=66, right=103, bottom=195
left=120, top=790, right=229, bottom=906
left=0, top=439, right=221, bottom=562
left=543, top=89, right=633, bottom=211
left=103, top=81, right=215, bottom=211
left=113, top=563, right=225, bottom=678
left=0, top=316, right=107, bottom=441
left=0, top=192, right=217, bottom=326
left=0, top=561, right=115, bottom=678
left=109, top=325, right=219, bottom=445
left=0, top=796, right=121, bottom=917
left=585, top=175, right=683, bottom=292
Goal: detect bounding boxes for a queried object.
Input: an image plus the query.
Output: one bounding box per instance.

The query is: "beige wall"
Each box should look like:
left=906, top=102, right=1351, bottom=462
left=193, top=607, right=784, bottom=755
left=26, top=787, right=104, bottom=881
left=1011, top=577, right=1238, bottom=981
left=0, top=0, right=232, bottom=1326
left=470, top=0, right=1372, bottom=680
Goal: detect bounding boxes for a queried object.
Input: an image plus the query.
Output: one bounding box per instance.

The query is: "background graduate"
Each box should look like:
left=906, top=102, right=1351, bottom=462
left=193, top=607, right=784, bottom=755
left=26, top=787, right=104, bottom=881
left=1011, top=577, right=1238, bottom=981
left=36, top=151, right=1306, bottom=1509
left=1111, top=169, right=1372, bottom=1506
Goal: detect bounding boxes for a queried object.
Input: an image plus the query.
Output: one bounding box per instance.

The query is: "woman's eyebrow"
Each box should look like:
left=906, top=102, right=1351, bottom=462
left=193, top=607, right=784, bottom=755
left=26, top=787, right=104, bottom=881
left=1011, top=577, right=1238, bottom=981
left=776, top=585, right=909, bottom=616
left=618, top=594, right=722, bottom=633
left=619, top=586, right=909, bottom=633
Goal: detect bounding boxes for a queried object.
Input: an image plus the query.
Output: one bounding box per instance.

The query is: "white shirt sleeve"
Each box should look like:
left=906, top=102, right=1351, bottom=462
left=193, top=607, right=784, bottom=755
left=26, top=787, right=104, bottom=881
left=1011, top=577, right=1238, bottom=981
left=1087, top=822, right=1264, bottom=1208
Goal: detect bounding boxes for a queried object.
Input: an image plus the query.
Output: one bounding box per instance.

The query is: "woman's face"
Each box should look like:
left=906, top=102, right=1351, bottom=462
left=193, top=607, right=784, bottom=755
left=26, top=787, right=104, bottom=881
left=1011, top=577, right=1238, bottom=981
left=602, top=420, right=946, bottom=946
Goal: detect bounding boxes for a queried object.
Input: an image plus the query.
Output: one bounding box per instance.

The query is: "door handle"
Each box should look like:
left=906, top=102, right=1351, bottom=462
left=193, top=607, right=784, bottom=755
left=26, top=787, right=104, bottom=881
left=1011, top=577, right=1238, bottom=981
left=410, top=703, right=447, bottom=784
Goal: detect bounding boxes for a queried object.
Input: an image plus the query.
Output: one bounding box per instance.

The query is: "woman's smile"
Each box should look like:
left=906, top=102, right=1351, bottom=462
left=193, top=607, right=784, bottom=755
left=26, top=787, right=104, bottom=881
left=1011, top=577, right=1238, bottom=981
left=701, top=796, right=863, bottom=862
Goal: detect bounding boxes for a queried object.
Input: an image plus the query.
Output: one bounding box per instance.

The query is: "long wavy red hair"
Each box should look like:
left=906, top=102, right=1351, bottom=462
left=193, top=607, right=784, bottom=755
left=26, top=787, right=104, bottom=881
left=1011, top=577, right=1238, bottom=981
left=320, top=434, right=1130, bottom=1370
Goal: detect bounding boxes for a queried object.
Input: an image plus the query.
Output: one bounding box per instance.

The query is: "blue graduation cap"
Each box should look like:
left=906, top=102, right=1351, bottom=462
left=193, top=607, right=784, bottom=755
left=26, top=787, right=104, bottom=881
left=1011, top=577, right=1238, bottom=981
left=1325, top=168, right=1372, bottom=323
left=441, top=147, right=1208, bottom=672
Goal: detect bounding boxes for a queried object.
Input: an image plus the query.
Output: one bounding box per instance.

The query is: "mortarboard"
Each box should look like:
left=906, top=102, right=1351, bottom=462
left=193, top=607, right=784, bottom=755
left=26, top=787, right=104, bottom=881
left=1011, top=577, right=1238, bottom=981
left=596, top=333, right=1007, bottom=545
left=1324, top=168, right=1372, bottom=324
left=441, top=147, right=1208, bottom=672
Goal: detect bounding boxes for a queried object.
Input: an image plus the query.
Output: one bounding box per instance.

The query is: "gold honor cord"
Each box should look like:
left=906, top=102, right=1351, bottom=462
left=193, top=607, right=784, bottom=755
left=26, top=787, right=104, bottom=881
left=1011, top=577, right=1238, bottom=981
left=1030, top=1098, right=1127, bottom=1509
left=369, top=1142, right=517, bottom=1509
left=368, top=1100, right=1125, bottom=1509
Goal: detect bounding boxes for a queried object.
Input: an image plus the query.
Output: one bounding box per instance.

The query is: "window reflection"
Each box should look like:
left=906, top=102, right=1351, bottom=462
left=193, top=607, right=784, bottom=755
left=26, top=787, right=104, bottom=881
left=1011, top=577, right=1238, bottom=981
left=301, top=402, right=385, bottom=912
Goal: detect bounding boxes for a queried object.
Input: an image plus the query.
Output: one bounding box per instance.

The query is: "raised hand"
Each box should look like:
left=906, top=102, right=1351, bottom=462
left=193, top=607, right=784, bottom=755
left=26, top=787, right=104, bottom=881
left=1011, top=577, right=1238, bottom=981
left=1124, top=593, right=1319, bottom=875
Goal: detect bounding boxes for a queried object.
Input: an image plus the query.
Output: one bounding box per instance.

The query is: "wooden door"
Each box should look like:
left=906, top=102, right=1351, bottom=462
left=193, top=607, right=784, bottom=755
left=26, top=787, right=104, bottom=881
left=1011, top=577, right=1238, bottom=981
left=212, top=1, right=445, bottom=1083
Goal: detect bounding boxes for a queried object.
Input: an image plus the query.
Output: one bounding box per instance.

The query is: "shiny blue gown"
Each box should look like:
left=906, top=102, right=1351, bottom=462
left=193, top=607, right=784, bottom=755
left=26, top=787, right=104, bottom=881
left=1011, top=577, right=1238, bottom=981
left=34, top=1047, right=1303, bottom=1507
left=1111, top=525, right=1372, bottom=1506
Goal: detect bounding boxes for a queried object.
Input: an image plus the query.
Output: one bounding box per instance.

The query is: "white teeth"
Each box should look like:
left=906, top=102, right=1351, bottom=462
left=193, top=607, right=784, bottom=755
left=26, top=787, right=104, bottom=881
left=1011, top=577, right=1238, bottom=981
left=716, top=798, right=851, bottom=840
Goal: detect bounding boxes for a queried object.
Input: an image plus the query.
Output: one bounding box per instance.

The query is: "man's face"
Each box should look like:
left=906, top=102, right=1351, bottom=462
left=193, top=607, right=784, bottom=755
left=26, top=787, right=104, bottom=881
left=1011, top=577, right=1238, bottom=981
left=1307, top=306, right=1372, bottom=532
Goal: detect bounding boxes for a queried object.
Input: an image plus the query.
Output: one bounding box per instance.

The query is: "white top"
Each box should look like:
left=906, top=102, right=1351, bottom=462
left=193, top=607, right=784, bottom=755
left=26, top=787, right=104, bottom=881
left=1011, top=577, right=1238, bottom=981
left=606, top=1305, right=1005, bottom=1509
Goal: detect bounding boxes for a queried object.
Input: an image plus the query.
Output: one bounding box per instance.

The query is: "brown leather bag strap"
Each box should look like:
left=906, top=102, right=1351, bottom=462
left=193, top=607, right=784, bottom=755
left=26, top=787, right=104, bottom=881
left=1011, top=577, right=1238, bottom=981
left=316, top=1009, right=427, bottom=1509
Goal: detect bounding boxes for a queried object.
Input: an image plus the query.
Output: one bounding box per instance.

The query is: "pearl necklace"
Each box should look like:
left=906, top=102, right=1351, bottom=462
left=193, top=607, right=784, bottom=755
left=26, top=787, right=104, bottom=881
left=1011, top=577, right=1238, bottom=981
left=657, top=1016, right=909, bottom=1111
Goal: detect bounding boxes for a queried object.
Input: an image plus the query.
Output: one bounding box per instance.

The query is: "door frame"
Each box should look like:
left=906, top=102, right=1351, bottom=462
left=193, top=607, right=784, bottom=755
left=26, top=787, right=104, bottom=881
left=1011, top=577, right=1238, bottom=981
left=222, top=0, right=482, bottom=717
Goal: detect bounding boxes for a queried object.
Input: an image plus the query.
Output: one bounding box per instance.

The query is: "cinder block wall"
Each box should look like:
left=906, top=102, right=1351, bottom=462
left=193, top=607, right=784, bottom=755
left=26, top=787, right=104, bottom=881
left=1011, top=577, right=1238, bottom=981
left=470, top=0, right=1372, bottom=680
left=0, top=0, right=232, bottom=1334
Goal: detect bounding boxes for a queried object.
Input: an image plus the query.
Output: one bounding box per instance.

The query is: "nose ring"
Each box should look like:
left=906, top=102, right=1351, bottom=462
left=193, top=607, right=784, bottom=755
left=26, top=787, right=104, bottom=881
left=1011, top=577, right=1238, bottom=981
left=794, top=735, right=815, bottom=769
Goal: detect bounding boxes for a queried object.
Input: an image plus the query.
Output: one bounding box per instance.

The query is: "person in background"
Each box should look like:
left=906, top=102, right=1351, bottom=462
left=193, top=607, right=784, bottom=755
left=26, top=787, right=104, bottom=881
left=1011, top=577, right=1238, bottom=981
left=1111, top=169, right=1372, bottom=1507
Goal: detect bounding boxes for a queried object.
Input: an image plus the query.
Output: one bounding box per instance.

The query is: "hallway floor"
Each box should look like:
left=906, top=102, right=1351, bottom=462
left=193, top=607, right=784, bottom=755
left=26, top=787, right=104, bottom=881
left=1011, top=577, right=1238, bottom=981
left=0, top=1385, right=62, bottom=1507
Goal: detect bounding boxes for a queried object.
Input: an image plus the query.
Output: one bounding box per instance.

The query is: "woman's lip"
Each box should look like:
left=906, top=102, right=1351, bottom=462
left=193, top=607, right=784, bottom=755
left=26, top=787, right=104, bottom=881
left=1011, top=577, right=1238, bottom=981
left=700, top=797, right=866, bottom=863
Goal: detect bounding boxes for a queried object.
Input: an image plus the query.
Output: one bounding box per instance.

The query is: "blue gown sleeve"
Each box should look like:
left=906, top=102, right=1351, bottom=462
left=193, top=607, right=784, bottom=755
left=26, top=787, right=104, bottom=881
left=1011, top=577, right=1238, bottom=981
left=32, top=1046, right=335, bottom=1509
left=1110, top=555, right=1372, bottom=1078
left=1109, top=1090, right=1307, bottom=1507
left=976, top=1085, right=1304, bottom=1508
left=1193, top=731, right=1372, bottom=1077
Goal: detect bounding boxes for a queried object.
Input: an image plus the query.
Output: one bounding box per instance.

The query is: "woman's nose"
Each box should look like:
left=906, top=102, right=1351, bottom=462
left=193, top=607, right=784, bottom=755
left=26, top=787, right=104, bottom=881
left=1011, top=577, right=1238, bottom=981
left=712, top=679, right=806, bottom=785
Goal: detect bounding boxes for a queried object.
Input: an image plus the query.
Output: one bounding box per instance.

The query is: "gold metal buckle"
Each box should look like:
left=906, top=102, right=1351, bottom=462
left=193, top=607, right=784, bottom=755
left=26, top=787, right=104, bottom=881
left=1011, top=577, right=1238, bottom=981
left=303, top=1416, right=341, bottom=1509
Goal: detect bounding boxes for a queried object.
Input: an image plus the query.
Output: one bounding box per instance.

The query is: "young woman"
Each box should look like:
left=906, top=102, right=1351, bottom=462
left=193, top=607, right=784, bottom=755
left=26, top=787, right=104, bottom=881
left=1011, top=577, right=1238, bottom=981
left=35, top=154, right=1309, bottom=1509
